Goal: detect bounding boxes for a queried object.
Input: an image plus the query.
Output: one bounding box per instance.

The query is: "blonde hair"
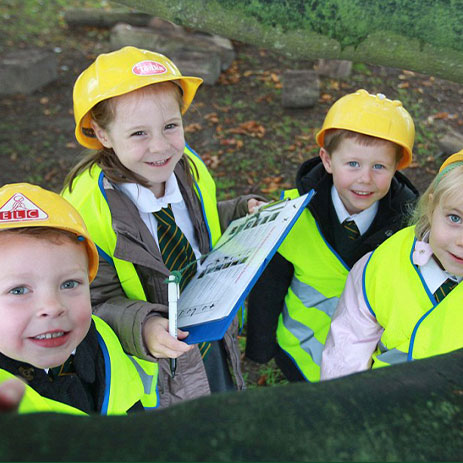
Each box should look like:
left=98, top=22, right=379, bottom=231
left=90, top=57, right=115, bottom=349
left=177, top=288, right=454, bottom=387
left=323, top=129, right=403, bottom=164
left=412, top=164, right=463, bottom=239
left=64, top=82, right=197, bottom=192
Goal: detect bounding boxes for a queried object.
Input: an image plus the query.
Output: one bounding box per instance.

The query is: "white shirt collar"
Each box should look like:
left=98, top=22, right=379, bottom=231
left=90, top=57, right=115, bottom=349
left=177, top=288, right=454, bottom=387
left=118, top=174, right=183, bottom=212
left=331, top=185, right=378, bottom=235
left=413, top=235, right=462, bottom=294
left=44, top=350, right=76, bottom=374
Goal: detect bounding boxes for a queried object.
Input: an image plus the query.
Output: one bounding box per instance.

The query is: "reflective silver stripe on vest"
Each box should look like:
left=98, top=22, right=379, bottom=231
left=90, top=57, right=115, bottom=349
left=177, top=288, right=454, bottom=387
left=376, top=341, right=408, bottom=365
left=291, top=277, right=339, bottom=318
left=128, top=356, right=153, bottom=395
left=282, top=303, right=324, bottom=366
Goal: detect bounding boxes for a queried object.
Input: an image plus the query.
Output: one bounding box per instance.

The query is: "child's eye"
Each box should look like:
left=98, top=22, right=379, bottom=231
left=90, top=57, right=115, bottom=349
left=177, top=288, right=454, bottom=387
left=165, top=123, right=178, bottom=130
left=61, top=280, right=79, bottom=290
left=9, top=287, right=28, bottom=296
left=347, top=161, right=359, bottom=167
left=130, top=130, right=146, bottom=137
left=449, top=214, right=462, bottom=224
left=373, top=164, right=385, bottom=170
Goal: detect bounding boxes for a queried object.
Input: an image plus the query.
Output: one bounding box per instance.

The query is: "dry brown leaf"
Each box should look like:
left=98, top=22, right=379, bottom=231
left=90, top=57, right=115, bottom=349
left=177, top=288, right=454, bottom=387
left=228, top=120, right=266, bottom=138
left=270, top=72, right=280, bottom=83
left=261, top=183, right=280, bottom=194
left=184, top=123, right=202, bottom=133
left=257, top=375, right=267, bottom=386
left=212, top=103, right=231, bottom=112
left=204, top=112, right=219, bottom=124
left=255, top=94, right=273, bottom=103
left=432, top=112, right=449, bottom=120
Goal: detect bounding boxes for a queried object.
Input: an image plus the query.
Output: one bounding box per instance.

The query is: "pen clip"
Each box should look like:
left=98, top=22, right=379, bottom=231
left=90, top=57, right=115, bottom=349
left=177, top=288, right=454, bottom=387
left=168, top=274, right=179, bottom=303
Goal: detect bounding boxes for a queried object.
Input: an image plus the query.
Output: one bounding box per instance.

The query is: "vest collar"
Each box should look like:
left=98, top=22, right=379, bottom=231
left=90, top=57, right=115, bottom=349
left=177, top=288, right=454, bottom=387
left=101, top=160, right=210, bottom=271
left=102, top=177, right=167, bottom=273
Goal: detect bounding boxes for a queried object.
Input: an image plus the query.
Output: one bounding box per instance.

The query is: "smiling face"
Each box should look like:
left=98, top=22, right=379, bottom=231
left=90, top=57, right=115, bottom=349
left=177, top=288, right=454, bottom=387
left=429, top=196, right=463, bottom=277
left=92, top=83, right=185, bottom=198
left=320, top=137, right=398, bottom=215
left=0, top=233, right=92, bottom=369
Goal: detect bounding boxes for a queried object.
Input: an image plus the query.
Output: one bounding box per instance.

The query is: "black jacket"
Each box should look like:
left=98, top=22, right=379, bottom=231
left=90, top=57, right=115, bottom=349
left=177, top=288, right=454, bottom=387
left=245, top=157, right=419, bottom=363
left=0, top=321, right=143, bottom=414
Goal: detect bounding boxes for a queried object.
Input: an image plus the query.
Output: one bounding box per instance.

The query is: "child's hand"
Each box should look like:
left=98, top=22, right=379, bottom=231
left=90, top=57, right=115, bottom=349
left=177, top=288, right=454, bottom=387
left=247, top=198, right=267, bottom=214
left=0, top=378, right=25, bottom=413
left=143, top=316, right=194, bottom=359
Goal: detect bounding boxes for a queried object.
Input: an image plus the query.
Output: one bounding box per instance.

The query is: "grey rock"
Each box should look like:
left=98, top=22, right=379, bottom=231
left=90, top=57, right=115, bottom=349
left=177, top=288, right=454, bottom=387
left=0, top=49, right=57, bottom=96
left=438, top=127, right=463, bottom=155
left=281, top=70, right=320, bottom=108
left=169, top=50, right=221, bottom=86
left=317, top=59, right=352, bottom=78
left=110, top=22, right=234, bottom=72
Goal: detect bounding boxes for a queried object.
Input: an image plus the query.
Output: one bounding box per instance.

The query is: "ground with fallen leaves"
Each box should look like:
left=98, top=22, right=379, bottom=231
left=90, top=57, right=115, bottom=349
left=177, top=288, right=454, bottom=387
left=1, top=3, right=463, bottom=387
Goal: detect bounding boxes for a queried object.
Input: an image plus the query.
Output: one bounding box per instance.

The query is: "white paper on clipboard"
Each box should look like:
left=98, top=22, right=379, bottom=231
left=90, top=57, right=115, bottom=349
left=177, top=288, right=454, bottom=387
left=177, top=192, right=311, bottom=329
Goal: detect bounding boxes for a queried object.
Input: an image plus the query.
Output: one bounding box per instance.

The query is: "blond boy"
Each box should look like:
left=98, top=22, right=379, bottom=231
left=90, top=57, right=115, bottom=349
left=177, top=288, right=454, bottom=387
left=0, top=183, right=155, bottom=414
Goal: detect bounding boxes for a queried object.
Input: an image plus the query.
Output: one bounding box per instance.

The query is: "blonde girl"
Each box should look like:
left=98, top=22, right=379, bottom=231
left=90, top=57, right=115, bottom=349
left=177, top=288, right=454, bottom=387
left=321, top=151, right=463, bottom=380
left=63, top=46, right=264, bottom=407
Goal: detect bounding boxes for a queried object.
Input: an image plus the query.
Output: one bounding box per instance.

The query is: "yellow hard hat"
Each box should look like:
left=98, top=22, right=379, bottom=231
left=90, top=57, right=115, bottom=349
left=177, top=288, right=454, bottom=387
left=73, top=46, right=204, bottom=149
left=0, top=183, right=99, bottom=282
left=439, top=149, right=463, bottom=172
left=316, top=89, right=415, bottom=170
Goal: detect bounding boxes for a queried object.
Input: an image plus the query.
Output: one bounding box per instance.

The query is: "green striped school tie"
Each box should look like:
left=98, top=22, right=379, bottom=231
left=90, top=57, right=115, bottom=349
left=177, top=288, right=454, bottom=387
left=153, top=205, right=212, bottom=358
left=433, top=278, right=457, bottom=303
left=342, top=219, right=361, bottom=240
left=153, top=205, right=197, bottom=292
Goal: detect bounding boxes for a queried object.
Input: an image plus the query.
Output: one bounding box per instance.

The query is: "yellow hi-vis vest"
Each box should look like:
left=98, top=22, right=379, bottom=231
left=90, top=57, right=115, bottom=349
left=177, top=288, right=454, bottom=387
left=62, top=145, right=222, bottom=402
left=363, top=226, right=463, bottom=368
left=276, top=189, right=350, bottom=382
left=0, top=316, right=145, bottom=415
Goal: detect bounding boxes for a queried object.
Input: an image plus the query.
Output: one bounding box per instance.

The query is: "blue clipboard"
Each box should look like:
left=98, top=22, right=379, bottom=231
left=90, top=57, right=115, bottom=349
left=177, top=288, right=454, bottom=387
left=182, top=189, right=315, bottom=344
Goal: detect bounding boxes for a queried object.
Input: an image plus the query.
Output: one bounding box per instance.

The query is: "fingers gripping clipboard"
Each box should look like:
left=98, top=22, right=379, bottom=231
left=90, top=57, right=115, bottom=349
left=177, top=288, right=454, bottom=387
left=178, top=190, right=314, bottom=344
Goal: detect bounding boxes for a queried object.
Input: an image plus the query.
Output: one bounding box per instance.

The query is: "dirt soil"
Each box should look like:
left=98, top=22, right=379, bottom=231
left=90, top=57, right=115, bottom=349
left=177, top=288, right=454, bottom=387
left=2, top=22, right=463, bottom=387
left=2, top=27, right=463, bottom=197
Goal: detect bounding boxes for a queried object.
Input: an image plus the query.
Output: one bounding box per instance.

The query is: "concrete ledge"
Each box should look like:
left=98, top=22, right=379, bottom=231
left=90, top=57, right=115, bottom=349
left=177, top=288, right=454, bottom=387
left=64, top=8, right=152, bottom=28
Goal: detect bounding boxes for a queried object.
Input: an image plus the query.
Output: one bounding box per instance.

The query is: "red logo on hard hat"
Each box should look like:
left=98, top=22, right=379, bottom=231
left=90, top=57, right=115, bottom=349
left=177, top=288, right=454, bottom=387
left=132, top=60, right=167, bottom=76
left=0, top=193, right=48, bottom=222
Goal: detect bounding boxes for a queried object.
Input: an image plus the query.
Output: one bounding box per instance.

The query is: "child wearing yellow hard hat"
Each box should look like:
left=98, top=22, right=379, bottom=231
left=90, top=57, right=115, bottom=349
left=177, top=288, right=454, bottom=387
left=63, top=46, right=265, bottom=407
left=322, top=150, right=463, bottom=379
left=246, top=89, right=419, bottom=383
left=0, top=183, right=156, bottom=414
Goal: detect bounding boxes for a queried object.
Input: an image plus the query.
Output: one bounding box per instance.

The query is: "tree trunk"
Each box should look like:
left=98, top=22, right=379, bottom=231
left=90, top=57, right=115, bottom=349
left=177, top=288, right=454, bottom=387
left=113, top=0, right=463, bottom=84
left=1, top=349, right=463, bottom=461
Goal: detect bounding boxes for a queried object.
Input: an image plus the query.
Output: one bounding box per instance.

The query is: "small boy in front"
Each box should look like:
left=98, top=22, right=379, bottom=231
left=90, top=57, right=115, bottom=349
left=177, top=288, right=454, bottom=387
left=0, top=183, right=156, bottom=414
left=245, top=89, right=419, bottom=382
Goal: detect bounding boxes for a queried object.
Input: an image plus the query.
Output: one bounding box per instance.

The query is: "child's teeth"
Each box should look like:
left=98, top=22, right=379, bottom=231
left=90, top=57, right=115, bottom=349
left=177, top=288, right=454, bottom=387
left=34, top=332, right=64, bottom=340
